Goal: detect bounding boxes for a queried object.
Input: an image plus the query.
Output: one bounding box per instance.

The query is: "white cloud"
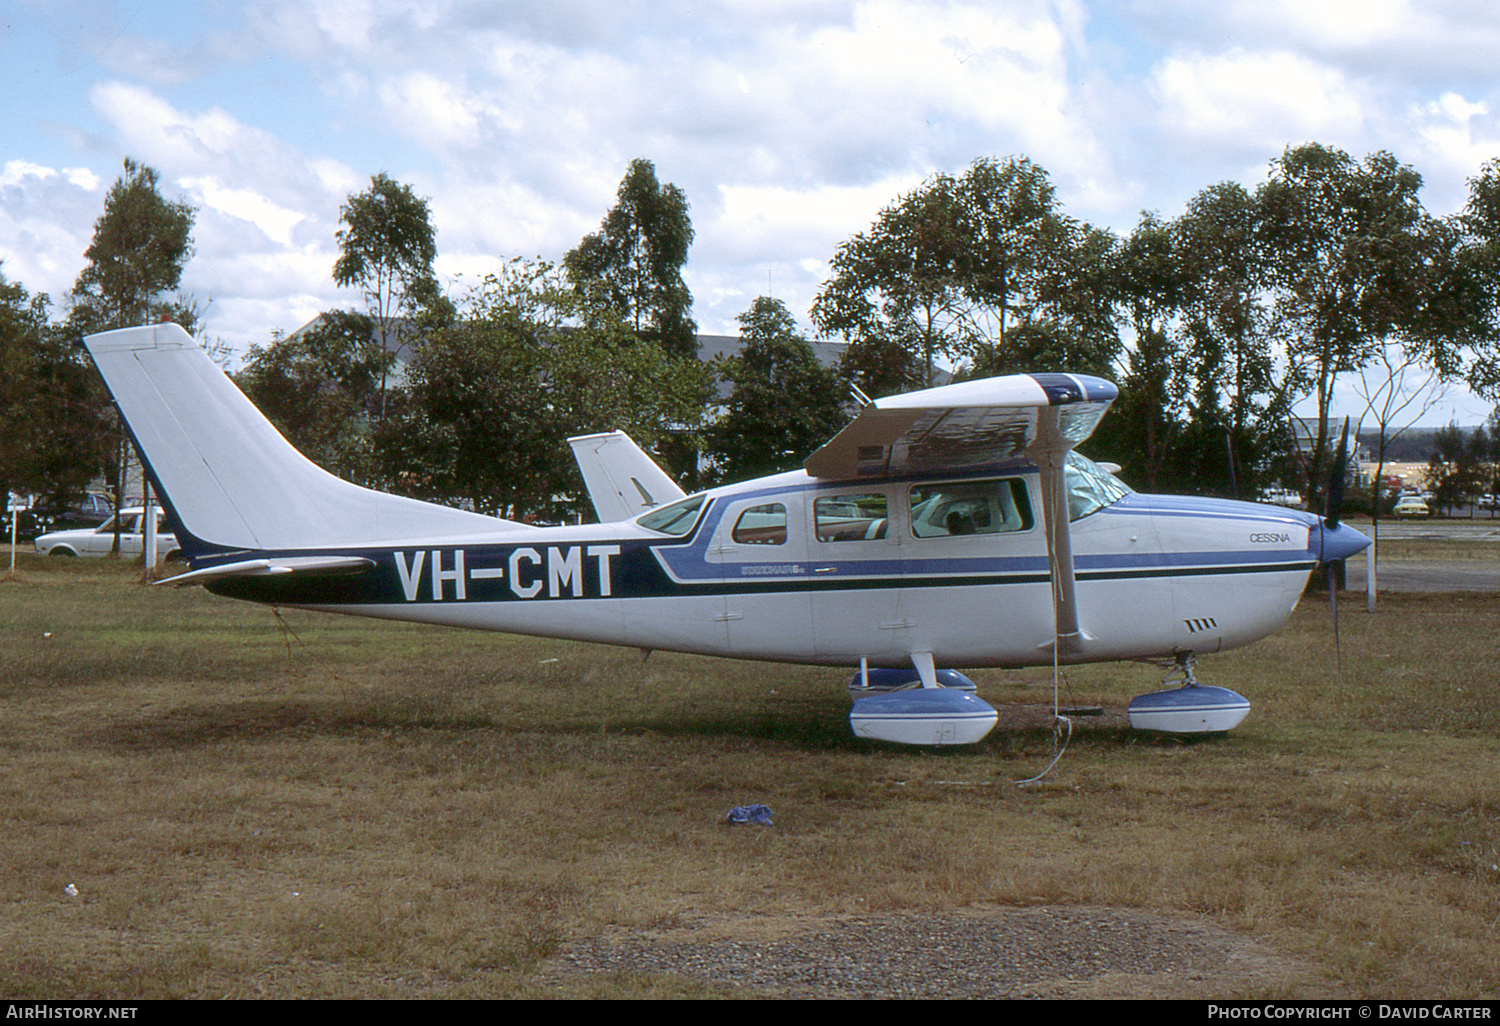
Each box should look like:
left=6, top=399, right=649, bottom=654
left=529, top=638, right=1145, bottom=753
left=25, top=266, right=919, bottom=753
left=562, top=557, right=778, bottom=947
left=1149, top=49, right=1365, bottom=150
left=709, top=176, right=923, bottom=264
left=179, top=176, right=307, bottom=247
left=1407, top=92, right=1500, bottom=214
left=0, top=162, right=103, bottom=302
left=1225, top=0, right=1410, bottom=49
left=1412, top=92, right=1494, bottom=169
left=91, top=82, right=246, bottom=171
left=311, top=0, right=382, bottom=52
left=378, top=73, right=485, bottom=150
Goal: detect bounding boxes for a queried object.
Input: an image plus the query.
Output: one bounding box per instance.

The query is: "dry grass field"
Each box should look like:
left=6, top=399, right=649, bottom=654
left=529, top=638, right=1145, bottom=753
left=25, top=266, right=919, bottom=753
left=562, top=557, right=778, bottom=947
left=2, top=551, right=1498, bottom=998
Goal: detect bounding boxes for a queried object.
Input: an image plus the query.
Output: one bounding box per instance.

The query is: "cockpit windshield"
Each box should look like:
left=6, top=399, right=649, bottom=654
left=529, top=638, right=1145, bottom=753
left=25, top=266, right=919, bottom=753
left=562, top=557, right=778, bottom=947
left=1065, top=451, right=1132, bottom=521
left=636, top=494, right=707, bottom=536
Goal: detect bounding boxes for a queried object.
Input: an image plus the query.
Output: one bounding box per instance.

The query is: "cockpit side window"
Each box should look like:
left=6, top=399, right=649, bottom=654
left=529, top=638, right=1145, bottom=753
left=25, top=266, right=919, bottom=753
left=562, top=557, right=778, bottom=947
left=909, top=479, right=1033, bottom=538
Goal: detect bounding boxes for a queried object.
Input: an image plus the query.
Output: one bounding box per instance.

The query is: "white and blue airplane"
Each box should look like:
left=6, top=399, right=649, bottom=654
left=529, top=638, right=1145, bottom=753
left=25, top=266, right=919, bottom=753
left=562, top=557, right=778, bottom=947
left=83, top=323, right=1370, bottom=745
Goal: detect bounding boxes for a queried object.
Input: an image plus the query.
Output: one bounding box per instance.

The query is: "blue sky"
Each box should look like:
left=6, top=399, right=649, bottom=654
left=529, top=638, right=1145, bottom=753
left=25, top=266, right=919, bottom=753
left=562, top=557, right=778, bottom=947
left=4, top=0, right=1500, bottom=425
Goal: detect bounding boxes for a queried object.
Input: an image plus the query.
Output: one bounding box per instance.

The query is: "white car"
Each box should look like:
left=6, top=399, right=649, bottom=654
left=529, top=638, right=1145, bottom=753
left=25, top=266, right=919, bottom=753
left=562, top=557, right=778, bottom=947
left=1393, top=496, right=1430, bottom=517
left=34, top=507, right=181, bottom=561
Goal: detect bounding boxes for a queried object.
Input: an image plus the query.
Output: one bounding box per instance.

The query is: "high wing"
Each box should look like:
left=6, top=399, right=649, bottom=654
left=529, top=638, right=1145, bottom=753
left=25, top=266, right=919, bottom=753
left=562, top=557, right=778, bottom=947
left=567, top=430, right=686, bottom=523
left=804, top=372, right=1119, bottom=656
left=803, top=373, right=1117, bottom=480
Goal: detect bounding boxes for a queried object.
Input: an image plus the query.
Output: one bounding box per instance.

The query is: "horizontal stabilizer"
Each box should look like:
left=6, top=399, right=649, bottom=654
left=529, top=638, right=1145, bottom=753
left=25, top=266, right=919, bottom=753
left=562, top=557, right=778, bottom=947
left=157, top=555, right=376, bottom=587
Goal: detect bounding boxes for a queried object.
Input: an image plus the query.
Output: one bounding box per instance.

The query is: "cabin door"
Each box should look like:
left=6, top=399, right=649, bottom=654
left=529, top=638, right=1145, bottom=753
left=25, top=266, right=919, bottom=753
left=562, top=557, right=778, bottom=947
left=710, top=492, right=815, bottom=660
left=806, top=485, right=903, bottom=663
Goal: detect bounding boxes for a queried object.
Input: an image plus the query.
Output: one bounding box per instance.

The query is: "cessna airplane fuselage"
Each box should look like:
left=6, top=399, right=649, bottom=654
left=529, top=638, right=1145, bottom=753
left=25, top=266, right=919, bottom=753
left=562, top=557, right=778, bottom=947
left=83, top=324, right=1370, bottom=743
left=196, top=469, right=1329, bottom=670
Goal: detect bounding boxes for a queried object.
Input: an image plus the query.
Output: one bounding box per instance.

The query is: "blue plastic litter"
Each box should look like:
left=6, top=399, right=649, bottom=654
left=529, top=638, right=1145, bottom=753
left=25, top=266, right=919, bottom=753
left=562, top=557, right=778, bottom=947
left=724, top=804, right=773, bottom=826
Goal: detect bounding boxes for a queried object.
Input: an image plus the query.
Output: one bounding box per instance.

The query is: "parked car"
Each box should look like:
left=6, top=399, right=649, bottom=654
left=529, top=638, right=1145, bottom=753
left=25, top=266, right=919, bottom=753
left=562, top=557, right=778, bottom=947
left=34, top=507, right=180, bottom=561
left=1393, top=496, right=1430, bottom=517
left=13, top=492, right=113, bottom=540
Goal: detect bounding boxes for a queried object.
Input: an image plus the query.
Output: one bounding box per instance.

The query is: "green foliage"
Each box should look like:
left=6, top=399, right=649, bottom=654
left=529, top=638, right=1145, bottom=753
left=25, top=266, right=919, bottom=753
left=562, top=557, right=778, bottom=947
left=379, top=259, right=710, bottom=520
left=1259, top=144, right=1445, bottom=509
left=0, top=267, right=112, bottom=509
left=705, top=297, right=848, bottom=484
left=1116, top=214, right=1184, bottom=490
left=813, top=173, right=968, bottom=390
left=235, top=311, right=391, bottom=483
left=1424, top=421, right=1490, bottom=514
left=69, top=158, right=197, bottom=333
left=1092, top=146, right=1482, bottom=502
left=1089, top=202, right=1288, bottom=496
left=1453, top=160, right=1500, bottom=397
left=814, top=157, right=1120, bottom=394
left=1174, top=182, right=1286, bottom=496
left=564, top=159, right=697, bottom=359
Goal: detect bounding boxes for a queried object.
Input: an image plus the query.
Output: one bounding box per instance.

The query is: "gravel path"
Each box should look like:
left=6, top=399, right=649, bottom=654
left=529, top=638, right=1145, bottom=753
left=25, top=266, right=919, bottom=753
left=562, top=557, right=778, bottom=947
left=547, top=906, right=1311, bottom=999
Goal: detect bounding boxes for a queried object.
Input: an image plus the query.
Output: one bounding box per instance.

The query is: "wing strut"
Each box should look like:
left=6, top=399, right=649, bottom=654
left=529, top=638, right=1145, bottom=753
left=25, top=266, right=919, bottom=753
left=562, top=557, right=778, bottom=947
left=1030, top=408, right=1090, bottom=654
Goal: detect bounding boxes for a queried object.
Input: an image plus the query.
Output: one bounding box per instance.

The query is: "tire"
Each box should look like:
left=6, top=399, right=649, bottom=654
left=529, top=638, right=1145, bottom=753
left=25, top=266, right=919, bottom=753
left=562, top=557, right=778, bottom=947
left=48, top=547, right=78, bottom=557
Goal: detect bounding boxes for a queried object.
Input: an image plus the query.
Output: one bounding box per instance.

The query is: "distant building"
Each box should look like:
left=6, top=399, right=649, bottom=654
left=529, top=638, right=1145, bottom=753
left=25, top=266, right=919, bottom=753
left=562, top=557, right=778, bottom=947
left=286, top=317, right=854, bottom=397
left=1291, top=416, right=1368, bottom=487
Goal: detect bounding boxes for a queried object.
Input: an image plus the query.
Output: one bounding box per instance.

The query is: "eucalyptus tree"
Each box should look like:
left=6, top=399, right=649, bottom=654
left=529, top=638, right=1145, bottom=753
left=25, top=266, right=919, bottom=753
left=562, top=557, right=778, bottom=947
left=1452, top=159, right=1500, bottom=398
left=69, top=158, right=197, bottom=553
left=957, top=158, right=1120, bottom=379
left=564, top=159, right=697, bottom=359
left=333, top=172, right=442, bottom=415
left=812, top=173, right=968, bottom=391
left=1170, top=181, right=1286, bottom=496
left=705, top=297, right=848, bottom=484
left=814, top=156, right=1118, bottom=393
left=69, top=158, right=197, bottom=333
left=1257, top=144, right=1441, bottom=511
left=380, top=258, right=710, bottom=520
left=1099, top=212, right=1186, bottom=492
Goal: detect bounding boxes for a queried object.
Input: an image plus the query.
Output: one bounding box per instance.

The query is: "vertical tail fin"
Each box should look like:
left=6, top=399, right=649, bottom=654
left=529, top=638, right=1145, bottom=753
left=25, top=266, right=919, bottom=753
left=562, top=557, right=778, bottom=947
left=85, top=323, right=526, bottom=555
left=567, top=431, right=686, bottom=523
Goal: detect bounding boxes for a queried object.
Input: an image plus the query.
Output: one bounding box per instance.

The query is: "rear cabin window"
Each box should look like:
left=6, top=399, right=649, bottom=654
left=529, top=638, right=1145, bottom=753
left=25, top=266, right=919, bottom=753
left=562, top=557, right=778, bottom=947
left=815, top=493, right=888, bottom=542
left=909, top=479, right=1033, bottom=538
left=731, top=503, right=787, bottom=545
